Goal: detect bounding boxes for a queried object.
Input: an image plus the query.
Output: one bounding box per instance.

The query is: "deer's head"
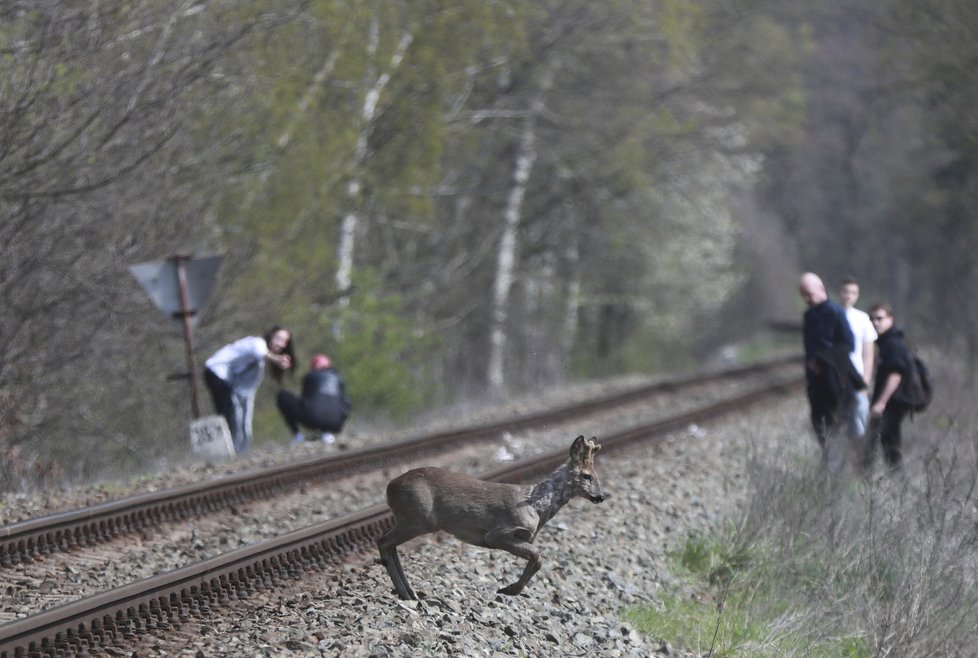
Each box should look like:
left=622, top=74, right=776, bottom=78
left=569, top=435, right=605, bottom=504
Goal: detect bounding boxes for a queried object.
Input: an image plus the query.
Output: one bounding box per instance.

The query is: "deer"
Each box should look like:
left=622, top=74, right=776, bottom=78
left=376, top=434, right=605, bottom=600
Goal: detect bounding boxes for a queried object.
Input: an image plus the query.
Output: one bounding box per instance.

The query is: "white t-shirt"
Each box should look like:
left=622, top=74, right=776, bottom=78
left=204, top=336, right=268, bottom=389
left=845, top=307, right=877, bottom=376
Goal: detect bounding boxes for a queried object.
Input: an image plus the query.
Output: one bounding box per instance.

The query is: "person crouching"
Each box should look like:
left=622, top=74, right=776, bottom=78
left=276, top=354, right=351, bottom=444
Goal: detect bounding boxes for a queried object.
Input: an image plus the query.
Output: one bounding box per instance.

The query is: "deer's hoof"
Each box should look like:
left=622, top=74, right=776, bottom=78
left=497, top=584, right=523, bottom=596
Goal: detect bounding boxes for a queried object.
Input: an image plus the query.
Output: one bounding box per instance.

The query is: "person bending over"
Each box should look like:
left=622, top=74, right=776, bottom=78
left=204, top=326, right=295, bottom=454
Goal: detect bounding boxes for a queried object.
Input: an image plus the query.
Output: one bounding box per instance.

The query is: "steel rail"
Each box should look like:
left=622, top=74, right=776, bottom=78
left=0, top=355, right=800, bottom=568
left=0, top=374, right=803, bottom=658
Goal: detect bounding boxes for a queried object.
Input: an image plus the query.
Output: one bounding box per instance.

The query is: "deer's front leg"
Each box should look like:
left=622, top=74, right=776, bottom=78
left=377, top=528, right=421, bottom=600
left=379, top=545, right=418, bottom=600
left=485, top=527, right=541, bottom=596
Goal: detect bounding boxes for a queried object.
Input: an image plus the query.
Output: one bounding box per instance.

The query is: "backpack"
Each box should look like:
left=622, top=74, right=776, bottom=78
left=900, top=354, right=933, bottom=413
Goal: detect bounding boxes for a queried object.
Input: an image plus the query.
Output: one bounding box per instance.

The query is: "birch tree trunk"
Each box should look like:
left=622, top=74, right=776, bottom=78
left=560, top=203, right=582, bottom=367
left=335, top=22, right=414, bottom=304
left=487, top=110, right=539, bottom=396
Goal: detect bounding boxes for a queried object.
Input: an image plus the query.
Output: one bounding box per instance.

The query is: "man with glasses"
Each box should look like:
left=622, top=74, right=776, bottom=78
left=865, top=303, right=914, bottom=473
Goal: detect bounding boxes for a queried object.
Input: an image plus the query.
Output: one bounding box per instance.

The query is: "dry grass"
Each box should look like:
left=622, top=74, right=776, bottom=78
left=627, top=350, right=978, bottom=657
left=740, top=351, right=978, bottom=656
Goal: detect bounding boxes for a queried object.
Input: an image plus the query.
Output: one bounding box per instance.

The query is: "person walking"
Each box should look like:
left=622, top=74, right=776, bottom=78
left=839, top=276, right=877, bottom=442
left=864, top=303, right=915, bottom=473
left=277, top=353, right=351, bottom=444
left=203, top=325, right=295, bottom=454
left=799, top=272, right=858, bottom=474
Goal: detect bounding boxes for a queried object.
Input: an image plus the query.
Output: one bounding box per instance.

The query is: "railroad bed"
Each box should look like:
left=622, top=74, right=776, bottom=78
left=134, top=389, right=812, bottom=658
left=0, top=358, right=809, bottom=657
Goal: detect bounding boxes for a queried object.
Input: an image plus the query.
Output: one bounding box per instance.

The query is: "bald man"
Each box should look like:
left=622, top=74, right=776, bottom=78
left=799, top=272, right=858, bottom=474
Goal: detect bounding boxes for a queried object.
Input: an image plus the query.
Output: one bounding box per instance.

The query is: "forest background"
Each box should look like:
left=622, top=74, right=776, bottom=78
left=2, top=0, right=976, bottom=487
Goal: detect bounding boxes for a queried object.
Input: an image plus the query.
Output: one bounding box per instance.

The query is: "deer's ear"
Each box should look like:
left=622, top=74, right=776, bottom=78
left=570, top=435, right=586, bottom=460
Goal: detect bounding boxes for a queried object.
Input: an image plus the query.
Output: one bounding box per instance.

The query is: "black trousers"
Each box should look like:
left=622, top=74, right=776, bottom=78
left=863, top=402, right=909, bottom=472
left=204, top=368, right=236, bottom=436
left=806, top=372, right=844, bottom=446
left=276, top=390, right=345, bottom=434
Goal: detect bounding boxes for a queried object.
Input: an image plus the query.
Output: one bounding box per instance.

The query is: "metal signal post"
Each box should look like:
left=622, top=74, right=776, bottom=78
left=129, top=254, right=222, bottom=421
left=173, top=255, right=201, bottom=418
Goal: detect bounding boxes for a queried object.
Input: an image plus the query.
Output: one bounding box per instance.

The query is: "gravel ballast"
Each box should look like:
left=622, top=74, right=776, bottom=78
left=123, top=394, right=810, bottom=658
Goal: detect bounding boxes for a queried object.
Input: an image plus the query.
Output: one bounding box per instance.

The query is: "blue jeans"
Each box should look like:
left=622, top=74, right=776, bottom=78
left=205, top=368, right=254, bottom=454
left=849, top=391, right=869, bottom=438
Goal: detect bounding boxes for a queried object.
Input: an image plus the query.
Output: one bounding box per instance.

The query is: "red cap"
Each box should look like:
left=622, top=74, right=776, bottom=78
left=310, top=354, right=331, bottom=370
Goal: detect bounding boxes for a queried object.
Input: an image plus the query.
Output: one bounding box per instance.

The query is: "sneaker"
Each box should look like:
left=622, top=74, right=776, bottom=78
left=320, top=432, right=336, bottom=444
left=292, top=432, right=305, bottom=443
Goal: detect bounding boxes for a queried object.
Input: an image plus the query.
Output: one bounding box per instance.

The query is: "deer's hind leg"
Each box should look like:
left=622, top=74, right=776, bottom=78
left=484, top=527, right=541, bottom=596
left=377, top=525, right=423, bottom=600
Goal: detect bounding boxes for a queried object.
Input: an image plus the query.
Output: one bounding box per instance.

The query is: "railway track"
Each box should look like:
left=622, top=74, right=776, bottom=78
left=0, top=357, right=802, bottom=657
left=0, top=355, right=799, bottom=568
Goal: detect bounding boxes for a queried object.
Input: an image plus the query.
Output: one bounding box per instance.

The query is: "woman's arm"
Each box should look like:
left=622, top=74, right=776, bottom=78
left=265, top=351, right=292, bottom=370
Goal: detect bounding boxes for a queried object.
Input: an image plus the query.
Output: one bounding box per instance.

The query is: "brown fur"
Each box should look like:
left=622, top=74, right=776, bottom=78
left=376, top=435, right=604, bottom=600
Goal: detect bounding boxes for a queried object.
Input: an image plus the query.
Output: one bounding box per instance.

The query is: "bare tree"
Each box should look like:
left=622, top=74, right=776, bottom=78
left=335, top=10, right=414, bottom=309
left=0, top=0, right=303, bottom=487
left=487, top=109, right=539, bottom=396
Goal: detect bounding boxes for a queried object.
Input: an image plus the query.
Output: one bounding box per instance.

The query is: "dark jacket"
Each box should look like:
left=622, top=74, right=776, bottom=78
left=807, top=340, right=865, bottom=425
left=803, top=299, right=855, bottom=359
left=873, top=327, right=914, bottom=406
left=802, top=297, right=863, bottom=439
left=303, top=367, right=351, bottom=427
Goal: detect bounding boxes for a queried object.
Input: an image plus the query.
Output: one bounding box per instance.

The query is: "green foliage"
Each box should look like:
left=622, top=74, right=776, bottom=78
left=25, top=0, right=978, bottom=484
left=671, top=528, right=752, bottom=585
left=658, top=0, right=707, bottom=71
left=624, top=591, right=766, bottom=658
left=249, top=273, right=438, bottom=444
left=320, top=272, right=437, bottom=419
left=736, top=16, right=810, bottom=149
left=624, top=527, right=874, bottom=658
